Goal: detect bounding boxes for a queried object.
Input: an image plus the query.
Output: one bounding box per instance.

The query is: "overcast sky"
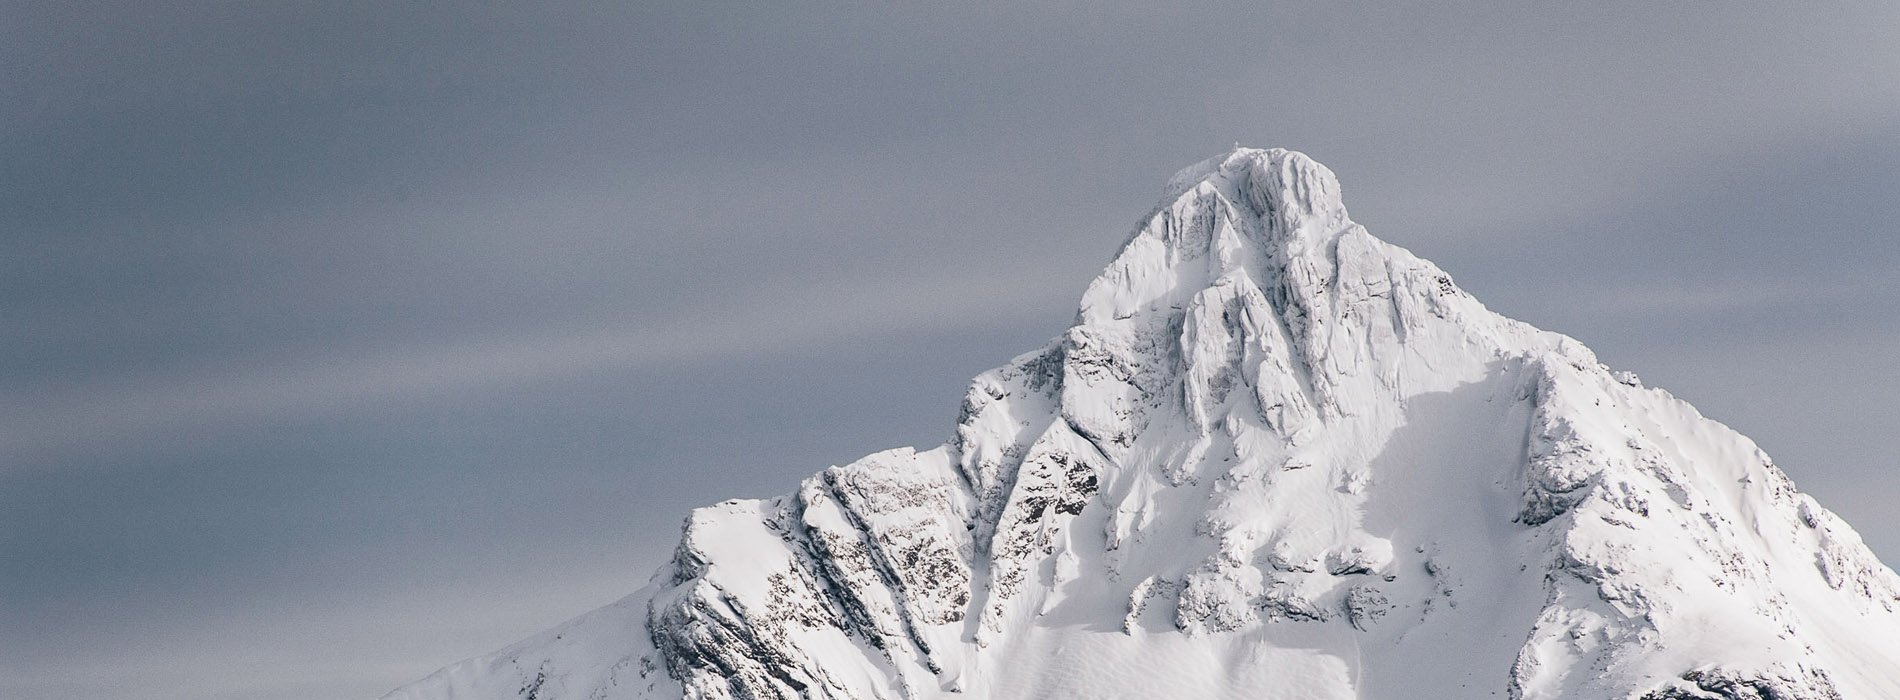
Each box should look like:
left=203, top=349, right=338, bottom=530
left=4, top=3, right=1898, bottom=699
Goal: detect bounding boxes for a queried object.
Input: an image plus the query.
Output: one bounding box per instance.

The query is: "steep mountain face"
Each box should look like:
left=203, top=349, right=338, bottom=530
left=386, top=149, right=1900, bottom=700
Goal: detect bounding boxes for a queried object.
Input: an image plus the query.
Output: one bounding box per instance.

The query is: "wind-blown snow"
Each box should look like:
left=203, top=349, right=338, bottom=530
left=385, top=148, right=1900, bottom=700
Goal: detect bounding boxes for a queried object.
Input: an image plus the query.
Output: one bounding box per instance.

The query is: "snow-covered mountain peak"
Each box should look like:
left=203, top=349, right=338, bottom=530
left=388, top=149, right=1900, bottom=700
left=1161, top=147, right=1334, bottom=204
left=1134, top=149, right=1346, bottom=276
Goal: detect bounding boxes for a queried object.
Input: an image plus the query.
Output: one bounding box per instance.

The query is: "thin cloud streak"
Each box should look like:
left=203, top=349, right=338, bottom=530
left=1, top=263, right=1074, bottom=470
left=4, top=560, right=641, bottom=700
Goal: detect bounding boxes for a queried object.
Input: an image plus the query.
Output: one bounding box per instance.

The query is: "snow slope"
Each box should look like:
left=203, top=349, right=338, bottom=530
left=386, top=148, right=1900, bottom=700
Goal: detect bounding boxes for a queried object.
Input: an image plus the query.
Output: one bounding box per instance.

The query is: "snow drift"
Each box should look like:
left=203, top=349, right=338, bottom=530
left=387, top=148, right=1900, bottom=700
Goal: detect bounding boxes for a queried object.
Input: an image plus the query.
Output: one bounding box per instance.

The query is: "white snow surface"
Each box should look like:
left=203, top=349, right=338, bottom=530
left=385, top=148, right=1900, bottom=700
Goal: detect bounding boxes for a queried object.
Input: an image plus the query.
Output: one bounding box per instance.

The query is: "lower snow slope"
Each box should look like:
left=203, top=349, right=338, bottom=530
left=387, top=148, right=1900, bottom=700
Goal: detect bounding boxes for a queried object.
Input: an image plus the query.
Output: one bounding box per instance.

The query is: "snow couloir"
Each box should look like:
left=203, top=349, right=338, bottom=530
left=387, top=148, right=1900, bottom=700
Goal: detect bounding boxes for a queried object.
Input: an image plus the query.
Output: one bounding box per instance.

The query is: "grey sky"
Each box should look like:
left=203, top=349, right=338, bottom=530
left=4, top=3, right=1897, bottom=699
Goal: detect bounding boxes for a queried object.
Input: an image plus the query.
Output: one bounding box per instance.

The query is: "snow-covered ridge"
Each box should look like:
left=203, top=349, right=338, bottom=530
left=386, top=148, right=1900, bottom=700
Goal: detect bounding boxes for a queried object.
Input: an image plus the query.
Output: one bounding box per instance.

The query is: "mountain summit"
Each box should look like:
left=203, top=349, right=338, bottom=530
left=388, top=148, right=1900, bottom=700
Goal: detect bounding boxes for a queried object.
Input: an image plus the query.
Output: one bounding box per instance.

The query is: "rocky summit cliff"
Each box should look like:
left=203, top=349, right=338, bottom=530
left=386, top=148, right=1900, bottom=700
